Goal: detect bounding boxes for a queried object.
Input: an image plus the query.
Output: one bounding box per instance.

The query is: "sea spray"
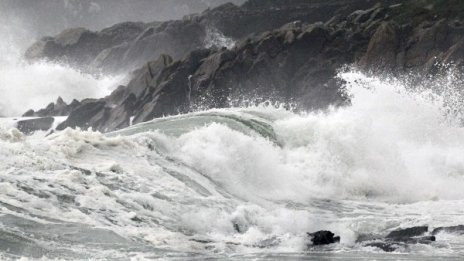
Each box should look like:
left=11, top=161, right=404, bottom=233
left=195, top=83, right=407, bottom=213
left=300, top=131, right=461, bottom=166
left=0, top=6, right=126, bottom=117
left=0, top=61, right=125, bottom=116
left=1, top=70, right=464, bottom=257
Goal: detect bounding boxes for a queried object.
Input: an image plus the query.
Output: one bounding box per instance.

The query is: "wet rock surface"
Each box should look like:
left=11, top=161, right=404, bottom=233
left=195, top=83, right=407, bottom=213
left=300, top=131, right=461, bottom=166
left=308, top=230, right=341, bottom=246
left=357, top=226, right=436, bottom=252
left=24, top=0, right=396, bottom=74
left=24, top=0, right=464, bottom=132
left=432, top=225, right=464, bottom=235
left=17, top=117, right=55, bottom=134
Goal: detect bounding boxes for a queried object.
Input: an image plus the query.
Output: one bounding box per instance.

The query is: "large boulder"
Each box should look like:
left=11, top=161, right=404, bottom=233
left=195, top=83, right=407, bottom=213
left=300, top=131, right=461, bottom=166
left=17, top=117, right=55, bottom=134
left=307, top=230, right=341, bottom=246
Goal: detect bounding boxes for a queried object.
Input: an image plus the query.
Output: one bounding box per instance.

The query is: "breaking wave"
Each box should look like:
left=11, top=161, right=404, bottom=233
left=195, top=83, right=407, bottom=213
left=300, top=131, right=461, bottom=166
left=1, top=70, right=464, bottom=258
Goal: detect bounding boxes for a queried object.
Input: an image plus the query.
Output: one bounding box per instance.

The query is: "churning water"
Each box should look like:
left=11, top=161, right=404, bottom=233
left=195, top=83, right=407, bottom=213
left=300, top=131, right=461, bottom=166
left=1, top=70, right=464, bottom=259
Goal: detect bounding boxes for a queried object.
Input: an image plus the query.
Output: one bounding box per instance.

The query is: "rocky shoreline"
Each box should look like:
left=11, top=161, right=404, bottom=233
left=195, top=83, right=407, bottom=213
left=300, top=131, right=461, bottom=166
left=308, top=225, right=464, bottom=252
left=22, top=0, right=464, bottom=133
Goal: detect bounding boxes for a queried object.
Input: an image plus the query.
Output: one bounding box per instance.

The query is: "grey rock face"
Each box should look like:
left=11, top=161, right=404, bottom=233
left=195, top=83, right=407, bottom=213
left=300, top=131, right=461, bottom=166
left=24, top=0, right=389, bottom=74
left=357, top=226, right=436, bottom=252
left=25, top=0, right=464, bottom=132
left=17, top=117, right=55, bottom=134
left=24, top=22, right=148, bottom=72
left=432, top=225, right=464, bottom=235
left=23, top=97, right=81, bottom=117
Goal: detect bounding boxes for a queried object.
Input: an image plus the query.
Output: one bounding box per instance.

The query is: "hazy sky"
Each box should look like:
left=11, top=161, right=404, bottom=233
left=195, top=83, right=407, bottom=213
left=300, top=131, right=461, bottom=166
left=0, top=0, right=246, bottom=40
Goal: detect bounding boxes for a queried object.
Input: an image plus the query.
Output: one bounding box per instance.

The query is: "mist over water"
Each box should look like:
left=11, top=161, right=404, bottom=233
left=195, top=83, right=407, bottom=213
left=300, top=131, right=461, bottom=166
left=0, top=62, right=126, bottom=116
left=0, top=0, right=245, bottom=117
left=0, top=4, right=118, bottom=116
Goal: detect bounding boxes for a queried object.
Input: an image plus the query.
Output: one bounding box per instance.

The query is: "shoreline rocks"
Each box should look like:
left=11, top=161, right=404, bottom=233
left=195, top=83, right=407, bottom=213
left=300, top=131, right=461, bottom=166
left=357, top=226, right=436, bottom=252
left=21, top=0, right=464, bottom=133
left=17, top=117, right=55, bottom=134
left=308, top=230, right=341, bottom=246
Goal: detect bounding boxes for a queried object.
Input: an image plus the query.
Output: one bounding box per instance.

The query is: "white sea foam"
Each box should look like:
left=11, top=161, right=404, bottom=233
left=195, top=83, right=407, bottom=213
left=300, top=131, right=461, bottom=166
left=1, top=70, right=464, bottom=258
left=0, top=8, right=125, bottom=117
left=0, top=61, right=125, bottom=116
left=204, top=27, right=236, bottom=49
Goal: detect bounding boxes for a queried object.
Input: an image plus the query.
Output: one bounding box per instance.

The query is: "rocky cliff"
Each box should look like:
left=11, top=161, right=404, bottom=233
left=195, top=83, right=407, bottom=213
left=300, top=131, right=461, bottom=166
left=24, top=0, right=464, bottom=133
left=24, top=0, right=387, bottom=74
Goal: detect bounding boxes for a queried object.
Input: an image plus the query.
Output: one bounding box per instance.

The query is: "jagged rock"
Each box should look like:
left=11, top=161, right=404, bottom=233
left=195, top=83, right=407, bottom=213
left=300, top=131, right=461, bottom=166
left=23, top=97, right=81, bottom=117
left=24, top=0, right=396, bottom=74
left=26, top=0, right=464, bottom=132
left=17, top=117, right=55, bottom=134
left=359, top=22, right=399, bottom=71
left=308, top=230, right=340, bottom=246
left=25, top=22, right=148, bottom=71
left=56, top=100, right=107, bottom=131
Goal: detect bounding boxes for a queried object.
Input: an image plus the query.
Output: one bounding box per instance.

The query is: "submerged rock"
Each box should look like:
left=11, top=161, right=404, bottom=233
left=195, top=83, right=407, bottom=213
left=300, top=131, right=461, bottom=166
left=432, top=225, right=464, bottom=235
left=358, top=226, right=436, bottom=252
left=308, top=230, right=341, bottom=246
left=363, top=236, right=436, bottom=252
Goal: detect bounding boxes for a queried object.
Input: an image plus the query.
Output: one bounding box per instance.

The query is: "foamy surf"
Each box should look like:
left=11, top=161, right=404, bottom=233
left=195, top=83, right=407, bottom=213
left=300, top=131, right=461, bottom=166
left=1, top=71, right=464, bottom=259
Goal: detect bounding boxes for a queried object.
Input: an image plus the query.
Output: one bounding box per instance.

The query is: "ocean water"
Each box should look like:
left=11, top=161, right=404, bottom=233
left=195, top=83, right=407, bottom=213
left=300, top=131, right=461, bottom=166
left=1, top=71, right=464, bottom=259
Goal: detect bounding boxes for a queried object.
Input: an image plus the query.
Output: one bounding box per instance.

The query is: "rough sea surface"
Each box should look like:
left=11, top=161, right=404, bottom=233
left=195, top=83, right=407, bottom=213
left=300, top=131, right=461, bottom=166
left=1, top=72, right=464, bottom=259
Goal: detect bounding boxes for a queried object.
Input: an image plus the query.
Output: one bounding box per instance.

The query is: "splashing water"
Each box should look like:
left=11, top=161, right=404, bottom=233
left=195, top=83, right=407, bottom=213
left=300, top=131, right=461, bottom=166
left=0, top=7, right=126, bottom=117
left=1, top=70, right=464, bottom=259
left=0, top=61, right=125, bottom=116
left=204, top=27, right=236, bottom=49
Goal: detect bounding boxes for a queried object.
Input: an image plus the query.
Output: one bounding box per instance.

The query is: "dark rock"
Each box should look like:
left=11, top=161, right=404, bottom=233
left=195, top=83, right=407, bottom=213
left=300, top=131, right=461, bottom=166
left=23, top=97, right=81, bottom=117
left=26, top=0, right=464, bottom=132
left=364, top=241, right=400, bottom=252
left=56, top=100, right=108, bottom=131
left=359, top=21, right=400, bottom=71
left=432, top=225, right=464, bottom=235
left=24, top=0, right=398, bottom=74
left=17, top=117, right=55, bottom=134
left=357, top=226, right=436, bottom=252
left=386, top=226, right=429, bottom=239
left=308, top=230, right=340, bottom=246
left=363, top=235, right=435, bottom=252
left=25, top=22, right=149, bottom=72
left=23, top=109, right=35, bottom=117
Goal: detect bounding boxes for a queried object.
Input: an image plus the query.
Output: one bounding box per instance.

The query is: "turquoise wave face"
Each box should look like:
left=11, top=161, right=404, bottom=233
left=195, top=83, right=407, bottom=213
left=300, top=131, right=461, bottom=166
left=109, top=108, right=283, bottom=145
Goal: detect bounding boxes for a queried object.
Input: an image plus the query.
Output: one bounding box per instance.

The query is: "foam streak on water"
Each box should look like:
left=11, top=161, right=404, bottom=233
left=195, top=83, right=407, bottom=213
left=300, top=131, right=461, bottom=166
left=1, top=70, right=464, bottom=259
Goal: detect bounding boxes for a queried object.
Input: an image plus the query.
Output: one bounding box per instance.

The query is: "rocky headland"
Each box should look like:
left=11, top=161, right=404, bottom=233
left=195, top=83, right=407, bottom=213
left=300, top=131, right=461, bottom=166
left=23, top=0, right=464, bottom=132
